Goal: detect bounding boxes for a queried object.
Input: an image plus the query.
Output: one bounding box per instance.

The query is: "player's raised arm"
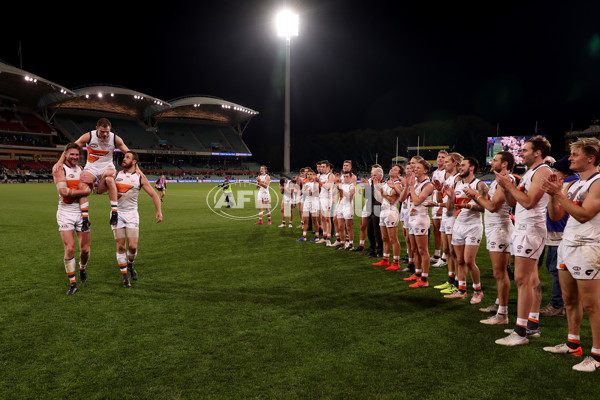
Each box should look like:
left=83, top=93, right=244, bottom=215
left=114, top=135, right=130, bottom=153
left=53, top=132, right=91, bottom=174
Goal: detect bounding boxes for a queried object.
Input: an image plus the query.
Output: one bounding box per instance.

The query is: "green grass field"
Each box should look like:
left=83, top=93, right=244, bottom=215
left=0, top=182, right=596, bottom=399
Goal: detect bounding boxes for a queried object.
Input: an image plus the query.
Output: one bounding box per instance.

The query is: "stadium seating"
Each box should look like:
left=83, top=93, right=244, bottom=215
left=156, top=122, right=249, bottom=153
left=49, top=113, right=253, bottom=156
left=0, top=109, right=53, bottom=134
left=55, top=114, right=158, bottom=149
left=19, top=113, right=53, bottom=134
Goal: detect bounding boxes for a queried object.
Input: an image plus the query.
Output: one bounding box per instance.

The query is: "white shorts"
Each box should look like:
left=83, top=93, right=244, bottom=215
left=303, top=199, right=319, bottom=216
left=510, top=233, right=545, bottom=259
left=336, top=202, right=344, bottom=219
left=557, top=242, right=600, bottom=280
left=319, top=197, right=332, bottom=217
left=452, top=222, right=483, bottom=246
left=380, top=209, right=400, bottom=228
left=83, top=162, right=116, bottom=181
left=111, top=209, right=140, bottom=231
left=485, top=223, right=513, bottom=253
left=282, top=195, right=293, bottom=204
left=57, top=209, right=84, bottom=232
left=339, top=202, right=354, bottom=220
left=442, top=214, right=456, bottom=235
left=431, top=206, right=443, bottom=220
left=408, top=214, right=430, bottom=236
left=361, top=204, right=371, bottom=218
left=400, top=207, right=410, bottom=225
left=257, top=191, right=271, bottom=203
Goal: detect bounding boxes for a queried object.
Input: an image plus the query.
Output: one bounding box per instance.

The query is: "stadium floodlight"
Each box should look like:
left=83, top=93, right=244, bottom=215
left=276, top=10, right=299, bottom=38
left=276, top=9, right=298, bottom=173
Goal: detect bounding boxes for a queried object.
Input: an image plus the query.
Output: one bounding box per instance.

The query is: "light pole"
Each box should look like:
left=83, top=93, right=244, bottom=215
left=276, top=10, right=298, bottom=174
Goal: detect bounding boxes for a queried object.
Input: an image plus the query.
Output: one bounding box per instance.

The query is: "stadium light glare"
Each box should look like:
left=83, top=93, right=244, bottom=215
left=98, top=93, right=103, bottom=98
left=275, top=9, right=298, bottom=173
left=276, top=10, right=299, bottom=38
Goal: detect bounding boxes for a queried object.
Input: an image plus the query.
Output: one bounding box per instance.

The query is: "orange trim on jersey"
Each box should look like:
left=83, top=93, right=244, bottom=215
left=455, top=197, right=470, bottom=206
left=87, top=148, right=110, bottom=163
left=116, top=183, right=135, bottom=199
left=62, top=179, right=81, bottom=204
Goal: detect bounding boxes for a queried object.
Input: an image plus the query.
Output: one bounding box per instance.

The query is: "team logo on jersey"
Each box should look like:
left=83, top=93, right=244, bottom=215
left=116, top=183, right=135, bottom=200
left=206, top=181, right=281, bottom=221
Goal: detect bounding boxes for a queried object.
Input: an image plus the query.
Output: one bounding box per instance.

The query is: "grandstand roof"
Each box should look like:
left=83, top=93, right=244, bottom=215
left=155, top=96, right=259, bottom=125
left=49, top=85, right=170, bottom=120
left=0, top=61, right=259, bottom=129
left=0, top=61, right=75, bottom=109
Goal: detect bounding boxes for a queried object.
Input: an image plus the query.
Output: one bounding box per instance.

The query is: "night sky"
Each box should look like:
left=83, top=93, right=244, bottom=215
left=3, top=0, right=600, bottom=166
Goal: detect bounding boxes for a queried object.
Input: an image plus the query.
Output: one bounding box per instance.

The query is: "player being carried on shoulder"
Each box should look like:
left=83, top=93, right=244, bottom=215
left=52, top=118, right=134, bottom=230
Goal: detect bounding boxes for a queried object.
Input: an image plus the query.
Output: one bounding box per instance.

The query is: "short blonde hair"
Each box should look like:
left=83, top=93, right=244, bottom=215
left=570, top=137, right=600, bottom=166
left=447, top=152, right=463, bottom=164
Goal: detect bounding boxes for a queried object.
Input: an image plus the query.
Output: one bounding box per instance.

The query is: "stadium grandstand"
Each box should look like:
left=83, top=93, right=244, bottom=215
left=0, top=59, right=262, bottom=183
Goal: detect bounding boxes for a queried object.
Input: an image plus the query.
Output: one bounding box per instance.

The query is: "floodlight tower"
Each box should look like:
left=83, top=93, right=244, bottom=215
left=276, top=9, right=298, bottom=174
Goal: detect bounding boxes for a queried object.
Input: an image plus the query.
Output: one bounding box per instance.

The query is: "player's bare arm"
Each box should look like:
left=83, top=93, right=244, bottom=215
left=561, top=179, right=600, bottom=223
left=546, top=177, right=600, bottom=224
left=52, top=133, right=91, bottom=174
left=499, top=167, right=551, bottom=209
left=543, top=175, right=570, bottom=221
left=114, top=135, right=129, bottom=153
left=444, top=182, right=456, bottom=212
left=410, top=181, right=432, bottom=206
left=348, top=184, right=356, bottom=199
left=468, top=181, right=488, bottom=212
left=466, top=181, right=503, bottom=212
left=140, top=174, right=163, bottom=223
left=53, top=167, right=92, bottom=198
